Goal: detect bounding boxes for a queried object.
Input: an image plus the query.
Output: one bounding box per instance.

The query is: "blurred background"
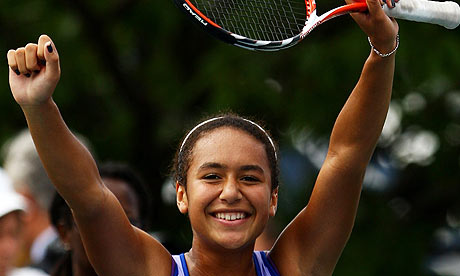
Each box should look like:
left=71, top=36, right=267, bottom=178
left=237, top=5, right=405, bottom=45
left=1, top=0, right=459, bottom=275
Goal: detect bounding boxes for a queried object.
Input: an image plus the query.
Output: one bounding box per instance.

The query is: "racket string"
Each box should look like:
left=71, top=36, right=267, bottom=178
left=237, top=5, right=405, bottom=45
left=191, top=0, right=307, bottom=41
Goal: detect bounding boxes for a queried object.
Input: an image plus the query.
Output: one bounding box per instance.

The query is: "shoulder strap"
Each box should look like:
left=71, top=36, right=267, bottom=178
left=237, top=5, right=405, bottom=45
left=171, top=254, right=190, bottom=276
left=253, top=251, right=281, bottom=276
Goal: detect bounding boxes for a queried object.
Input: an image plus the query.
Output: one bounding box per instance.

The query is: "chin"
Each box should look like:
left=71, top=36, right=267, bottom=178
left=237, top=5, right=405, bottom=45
left=215, top=235, right=254, bottom=251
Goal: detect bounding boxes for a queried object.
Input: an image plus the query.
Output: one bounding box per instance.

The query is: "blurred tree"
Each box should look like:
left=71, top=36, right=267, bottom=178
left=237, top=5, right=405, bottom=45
left=1, top=0, right=459, bottom=274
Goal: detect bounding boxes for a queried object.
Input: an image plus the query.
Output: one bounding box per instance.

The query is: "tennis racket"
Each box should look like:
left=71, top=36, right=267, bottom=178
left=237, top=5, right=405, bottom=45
left=173, top=0, right=460, bottom=51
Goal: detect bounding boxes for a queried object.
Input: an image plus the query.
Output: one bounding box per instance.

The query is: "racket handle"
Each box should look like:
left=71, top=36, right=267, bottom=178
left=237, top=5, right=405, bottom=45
left=383, top=0, right=460, bottom=29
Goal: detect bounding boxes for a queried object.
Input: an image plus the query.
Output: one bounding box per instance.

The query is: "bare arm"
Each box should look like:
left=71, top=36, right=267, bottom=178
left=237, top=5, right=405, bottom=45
left=7, top=35, right=171, bottom=276
left=270, top=0, right=398, bottom=274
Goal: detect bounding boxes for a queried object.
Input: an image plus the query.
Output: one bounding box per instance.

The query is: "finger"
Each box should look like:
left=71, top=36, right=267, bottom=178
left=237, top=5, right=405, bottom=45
left=25, top=43, right=41, bottom=72
left=7, top=50, right=20, bottom=76
left=43, top=40, right=61, bottom=80
left=37, top=34, right=51, bottom=66
left=385, top=0, right=395, bottom=8
left=367, top=0, right=385, bottom=15
left=15, top=47, right=31, bottom=77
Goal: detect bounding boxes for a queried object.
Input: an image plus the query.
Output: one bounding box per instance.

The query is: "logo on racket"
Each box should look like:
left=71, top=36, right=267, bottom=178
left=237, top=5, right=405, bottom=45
left=183, top=3, right=208, bottom=26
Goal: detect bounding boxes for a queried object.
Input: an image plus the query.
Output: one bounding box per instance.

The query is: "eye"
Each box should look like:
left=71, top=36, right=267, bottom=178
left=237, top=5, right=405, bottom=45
left=203, top=174, right=221, bottom=180
left=241, top=175, right=260, bottom=183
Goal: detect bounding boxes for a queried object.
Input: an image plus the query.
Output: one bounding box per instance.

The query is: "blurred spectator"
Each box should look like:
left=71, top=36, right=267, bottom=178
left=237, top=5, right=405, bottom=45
left=1, top=129, right=58, bottom=272
left=49, top=161, right=151, bottom=276
left=1, top=129, right=90, bottom=273
left=0, top=168, right=48, bottom=276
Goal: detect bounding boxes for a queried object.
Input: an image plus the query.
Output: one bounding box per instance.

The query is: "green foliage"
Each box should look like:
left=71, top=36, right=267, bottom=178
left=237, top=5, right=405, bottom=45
left=1, top=0, right=460, bottom=274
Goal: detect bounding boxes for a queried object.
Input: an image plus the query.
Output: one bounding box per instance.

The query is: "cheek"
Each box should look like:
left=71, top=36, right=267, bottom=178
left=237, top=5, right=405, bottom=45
left=244, top=187, right=272, bottom=211
left=187, top=185, right=215, bottom=210
left=0, top=237, right=18, bottom=257
left=0, top=225, right=22, bottom=258
left=185, top=184, right=222, bottom=220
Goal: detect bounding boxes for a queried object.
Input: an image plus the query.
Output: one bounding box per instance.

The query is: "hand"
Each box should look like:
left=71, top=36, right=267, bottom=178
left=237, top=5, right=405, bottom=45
left=347, top=0, right=399, bottom=54
left=7, top=35, right=61, bottom=107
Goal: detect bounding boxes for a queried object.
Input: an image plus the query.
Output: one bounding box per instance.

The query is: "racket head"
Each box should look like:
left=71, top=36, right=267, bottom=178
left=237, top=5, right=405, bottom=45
left=174, top=0, right=369, bottom=51
left=173, top=0, right=309, bottom=51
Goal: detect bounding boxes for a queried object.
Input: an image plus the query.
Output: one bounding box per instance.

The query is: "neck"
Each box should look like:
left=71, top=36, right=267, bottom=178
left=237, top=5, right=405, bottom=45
left=186, top=242, right=257, bottom=276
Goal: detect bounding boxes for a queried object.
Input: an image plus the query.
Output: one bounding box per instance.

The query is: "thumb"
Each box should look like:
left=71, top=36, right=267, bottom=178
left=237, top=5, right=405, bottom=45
left=43, top=40, right=61, bottom=80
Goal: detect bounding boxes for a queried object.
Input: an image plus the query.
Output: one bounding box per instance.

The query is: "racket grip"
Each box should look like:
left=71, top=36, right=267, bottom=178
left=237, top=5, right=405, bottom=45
left=383, top=0, right=460, bottom=29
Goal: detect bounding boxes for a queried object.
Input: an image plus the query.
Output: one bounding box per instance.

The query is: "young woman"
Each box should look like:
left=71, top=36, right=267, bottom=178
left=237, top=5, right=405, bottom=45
left=6, top=0, right=398, bottom=274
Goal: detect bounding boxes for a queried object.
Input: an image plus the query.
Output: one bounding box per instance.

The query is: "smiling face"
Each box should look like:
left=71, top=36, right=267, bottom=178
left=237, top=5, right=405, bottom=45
left=176, top=127, right=278, bottom=251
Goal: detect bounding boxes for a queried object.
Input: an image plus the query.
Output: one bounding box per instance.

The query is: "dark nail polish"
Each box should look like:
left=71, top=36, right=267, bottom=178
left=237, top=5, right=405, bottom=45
left=25, top=73, right=31, bottom=78
left=34, top=70, right=41, bottom=74
left=47, top=44, right=53, bottom=53
left=38, top=59, right=46, bottom=66
left=14, top=69, right=20, bottom=75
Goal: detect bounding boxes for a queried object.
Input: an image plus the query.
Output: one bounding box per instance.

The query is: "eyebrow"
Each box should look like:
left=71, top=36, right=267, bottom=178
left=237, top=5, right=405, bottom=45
left=239, top=165, right=265, bottom=174
left=198, top=162, right=228, bottom=171
left=198, top=162, right=264, bottom=174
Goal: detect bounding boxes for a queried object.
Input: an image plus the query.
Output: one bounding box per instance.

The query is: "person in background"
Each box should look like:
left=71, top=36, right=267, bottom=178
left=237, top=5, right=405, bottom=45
left=0, top=167, right=48, bottom=276
left=1, top=129, right=57, bottom=273
left=1, top=129, right=91, bottom=273
left=49, top=161, right=151, bottom=276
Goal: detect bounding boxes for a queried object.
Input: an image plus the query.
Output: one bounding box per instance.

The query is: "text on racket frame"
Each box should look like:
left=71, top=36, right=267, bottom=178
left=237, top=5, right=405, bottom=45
left=183, top=3, right=208, bottom=26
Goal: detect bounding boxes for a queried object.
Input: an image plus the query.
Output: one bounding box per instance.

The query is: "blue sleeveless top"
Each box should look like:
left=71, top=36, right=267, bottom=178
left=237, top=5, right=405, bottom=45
left=171, top=251, right=281, bottom=276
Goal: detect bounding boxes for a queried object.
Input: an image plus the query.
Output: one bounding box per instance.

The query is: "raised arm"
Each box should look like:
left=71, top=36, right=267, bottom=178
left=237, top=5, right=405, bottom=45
left=7, top=35, right=171, bottom=276
left=270, top=0, right=398, bottom=274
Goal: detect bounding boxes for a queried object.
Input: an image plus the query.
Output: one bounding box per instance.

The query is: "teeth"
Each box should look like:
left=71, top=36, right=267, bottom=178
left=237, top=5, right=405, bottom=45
left=215, top=212, right=246, bottom=221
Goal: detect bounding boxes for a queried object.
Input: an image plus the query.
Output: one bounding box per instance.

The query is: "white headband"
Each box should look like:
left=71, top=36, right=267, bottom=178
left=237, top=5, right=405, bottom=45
left=179, top=117, right=277, bottom=160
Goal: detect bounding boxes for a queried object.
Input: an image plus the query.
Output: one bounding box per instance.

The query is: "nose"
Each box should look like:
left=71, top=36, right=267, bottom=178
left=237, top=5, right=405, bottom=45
left=219, top=178, right=242, bottom=204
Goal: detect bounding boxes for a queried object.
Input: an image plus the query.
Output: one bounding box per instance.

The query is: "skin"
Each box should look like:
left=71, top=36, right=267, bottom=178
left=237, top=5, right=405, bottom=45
left=57, top=177, right=140, bottom=276
left=13, top=188, right=50, bottom=267
left=0, top=212, right=22, bottom=276
left=176, top=128, right=278, bottom=275
left=6, top=0, right=398, bottom=274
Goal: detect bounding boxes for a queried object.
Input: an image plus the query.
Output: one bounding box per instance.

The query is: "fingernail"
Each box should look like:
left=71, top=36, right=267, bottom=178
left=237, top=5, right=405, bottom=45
left=14, top=69, right=20, bottom=75
left=47, top=44, right=53, bottom=53
left=25, top=73, right=31, bottom=78
left=38, top=59, right=46, bottom=66
left=34, top=70, right=40, bottom=74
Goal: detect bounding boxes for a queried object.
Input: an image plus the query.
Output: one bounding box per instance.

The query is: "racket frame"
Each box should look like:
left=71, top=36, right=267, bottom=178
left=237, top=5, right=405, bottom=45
left=173, top=0, right=367, bottom=51
left=174, top=0, right=459, bottom=51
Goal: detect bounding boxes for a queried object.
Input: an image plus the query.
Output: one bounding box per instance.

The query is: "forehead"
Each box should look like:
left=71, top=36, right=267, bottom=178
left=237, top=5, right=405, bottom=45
left=191, top=127, right=269, bottom=168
